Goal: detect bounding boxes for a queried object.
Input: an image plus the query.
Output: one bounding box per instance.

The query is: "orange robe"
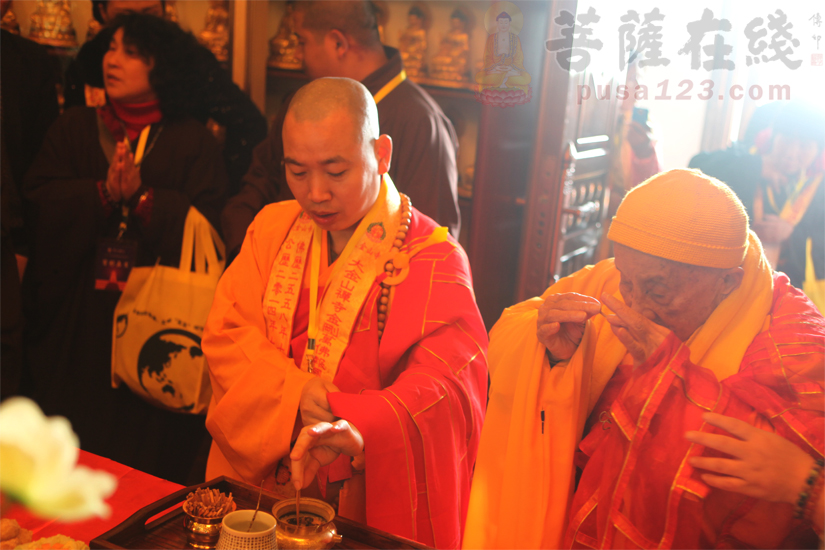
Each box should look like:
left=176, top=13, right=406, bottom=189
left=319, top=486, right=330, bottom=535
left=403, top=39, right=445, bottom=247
left=465, top=234, right=824, bottom=549
left=202, top=201, right=488, bottom=549
left=568, top=274, right=824, bottom=548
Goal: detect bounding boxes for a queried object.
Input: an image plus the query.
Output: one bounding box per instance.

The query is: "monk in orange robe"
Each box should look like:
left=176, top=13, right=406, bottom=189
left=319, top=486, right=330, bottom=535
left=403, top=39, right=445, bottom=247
left=202, top=77, right=487, bottom=549
left=464, top=169, right=824, bottom=549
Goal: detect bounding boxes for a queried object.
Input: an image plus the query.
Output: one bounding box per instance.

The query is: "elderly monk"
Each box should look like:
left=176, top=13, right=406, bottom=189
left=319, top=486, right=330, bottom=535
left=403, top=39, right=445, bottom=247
left=203, top=77, right=487, bottom=549
left=464, top=169, right=824, bottom=549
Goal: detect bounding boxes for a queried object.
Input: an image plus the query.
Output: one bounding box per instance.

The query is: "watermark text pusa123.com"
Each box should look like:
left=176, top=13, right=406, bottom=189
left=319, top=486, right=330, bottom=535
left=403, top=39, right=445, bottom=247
left=576, top=80, right=792, bottom=104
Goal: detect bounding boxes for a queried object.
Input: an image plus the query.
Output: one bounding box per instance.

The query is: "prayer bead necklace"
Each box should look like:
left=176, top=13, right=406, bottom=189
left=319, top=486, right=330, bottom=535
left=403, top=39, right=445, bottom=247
left=377, top=193, right=411, bottom=339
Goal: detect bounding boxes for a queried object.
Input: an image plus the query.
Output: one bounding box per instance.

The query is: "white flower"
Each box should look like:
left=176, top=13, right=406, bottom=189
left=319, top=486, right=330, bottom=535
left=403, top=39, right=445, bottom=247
left=0, top=397, right=117, bottom=521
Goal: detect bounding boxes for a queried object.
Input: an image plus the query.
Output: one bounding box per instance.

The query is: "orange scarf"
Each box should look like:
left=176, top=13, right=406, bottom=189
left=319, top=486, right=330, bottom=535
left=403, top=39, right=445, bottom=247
left=262, top=176, right=401, bottom=382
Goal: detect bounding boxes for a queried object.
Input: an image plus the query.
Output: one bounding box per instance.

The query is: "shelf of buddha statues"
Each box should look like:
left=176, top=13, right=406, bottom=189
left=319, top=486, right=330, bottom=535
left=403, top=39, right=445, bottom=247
left=396, top=5, right=476, bottom=96
left=27, top=0, right=78, bottom=50
left=266, top=4, right=481, bottom=91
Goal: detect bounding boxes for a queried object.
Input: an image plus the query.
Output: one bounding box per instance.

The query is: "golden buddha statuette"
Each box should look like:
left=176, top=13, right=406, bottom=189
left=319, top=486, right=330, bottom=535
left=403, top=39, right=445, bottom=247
left=399, top=6, right=427, bottom=78
left=28, top=0, right=77, bottom=48
left=430, top=9, right=470, bottom=83
left=268, top=2, right=301, bottom=71
left=199, top=0, right=230, bottom=63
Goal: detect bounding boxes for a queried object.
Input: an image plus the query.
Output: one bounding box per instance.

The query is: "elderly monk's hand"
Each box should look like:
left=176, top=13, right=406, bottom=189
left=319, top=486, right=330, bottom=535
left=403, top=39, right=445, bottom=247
left=299, top=377, right=339, bottom=426
left=686, top=412, right=815, bottom=504
left=536, top=292, right=601, bottom=362
left=290, top=420, right=364, bottom=491
left=601, top=293, right=671, bottom=366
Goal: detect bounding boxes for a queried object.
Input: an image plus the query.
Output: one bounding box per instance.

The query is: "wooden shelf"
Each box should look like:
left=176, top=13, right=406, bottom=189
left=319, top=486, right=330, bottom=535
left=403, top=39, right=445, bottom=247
left=266, top=68, right=310, bottom=82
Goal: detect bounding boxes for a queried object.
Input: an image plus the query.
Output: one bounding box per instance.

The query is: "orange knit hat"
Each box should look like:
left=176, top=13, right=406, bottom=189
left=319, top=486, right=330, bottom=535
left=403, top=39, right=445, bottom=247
left=607, top=169, right=749, bottom=269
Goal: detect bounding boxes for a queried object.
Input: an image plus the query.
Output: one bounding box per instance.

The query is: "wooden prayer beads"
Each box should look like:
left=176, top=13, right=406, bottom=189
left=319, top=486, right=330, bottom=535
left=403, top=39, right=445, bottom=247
left=794, top=458, right=825, bottom=520
left=378, top=194, right=411, bottom=339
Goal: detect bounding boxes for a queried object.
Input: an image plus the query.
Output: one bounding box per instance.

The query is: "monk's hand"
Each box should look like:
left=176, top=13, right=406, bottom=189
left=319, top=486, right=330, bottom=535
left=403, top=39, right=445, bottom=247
left=601, top=293, right=670, bottom=366
left=536, top=292, right=601, bottom=363
left=753, top=214, right=794, bottom=245
left=299, top=377, right=339, bottom=426
left=685, top=412, right=815, bottom=504
left=290, top=419, right=364, bottom=491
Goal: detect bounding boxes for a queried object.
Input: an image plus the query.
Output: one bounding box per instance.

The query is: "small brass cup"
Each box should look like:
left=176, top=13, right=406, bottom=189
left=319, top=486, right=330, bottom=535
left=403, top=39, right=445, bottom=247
left=183, top=512, right=223, bottom=549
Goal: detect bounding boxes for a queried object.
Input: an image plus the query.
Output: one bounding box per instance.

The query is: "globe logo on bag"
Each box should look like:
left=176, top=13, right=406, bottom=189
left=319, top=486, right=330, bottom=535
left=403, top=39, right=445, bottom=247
left=137, top=329, right=203, bottom=412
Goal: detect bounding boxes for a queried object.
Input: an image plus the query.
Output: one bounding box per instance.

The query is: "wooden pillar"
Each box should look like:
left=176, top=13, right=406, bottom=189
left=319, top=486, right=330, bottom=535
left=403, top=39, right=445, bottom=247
left=231, top=0, right=267, bottom=114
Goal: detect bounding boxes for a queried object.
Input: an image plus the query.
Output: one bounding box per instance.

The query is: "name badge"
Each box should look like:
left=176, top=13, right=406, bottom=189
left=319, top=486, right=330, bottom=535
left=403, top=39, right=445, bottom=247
left=94, top=238, right=137, bottom=292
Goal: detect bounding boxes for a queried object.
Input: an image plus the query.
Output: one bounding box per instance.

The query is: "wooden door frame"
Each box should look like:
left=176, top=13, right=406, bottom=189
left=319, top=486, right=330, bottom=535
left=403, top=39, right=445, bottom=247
left=515, top=0, right=577, bottom=302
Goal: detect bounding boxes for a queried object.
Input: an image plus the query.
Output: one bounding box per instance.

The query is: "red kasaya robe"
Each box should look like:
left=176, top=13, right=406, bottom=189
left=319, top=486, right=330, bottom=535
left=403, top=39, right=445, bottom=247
left=203, top=201, right=488, bottom=549
left=567, top=274, right=825, bottom=548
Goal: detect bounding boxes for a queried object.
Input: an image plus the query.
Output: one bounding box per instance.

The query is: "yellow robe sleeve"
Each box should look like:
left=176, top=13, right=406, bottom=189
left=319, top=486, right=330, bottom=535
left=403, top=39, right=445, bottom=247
left=463, top=260, right=624, bottom=549
left=203, top=201, right=315, bottom=486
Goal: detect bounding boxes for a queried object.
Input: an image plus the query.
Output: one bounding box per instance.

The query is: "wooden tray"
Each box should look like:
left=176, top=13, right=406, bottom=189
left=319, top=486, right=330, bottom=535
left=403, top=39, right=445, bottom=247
left=90, top=476, right=428, bottom=549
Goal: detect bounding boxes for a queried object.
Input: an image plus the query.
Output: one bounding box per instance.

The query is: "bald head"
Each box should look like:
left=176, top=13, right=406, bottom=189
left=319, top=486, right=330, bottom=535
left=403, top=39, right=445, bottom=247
left=286, top=77, right=380, bottom=144
left=281, top=78, right=392, bottom=249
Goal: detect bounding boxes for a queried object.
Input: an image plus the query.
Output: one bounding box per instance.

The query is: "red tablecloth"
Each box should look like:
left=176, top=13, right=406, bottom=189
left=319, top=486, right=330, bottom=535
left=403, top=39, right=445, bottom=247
left=5, top=450, right=183, bottom=545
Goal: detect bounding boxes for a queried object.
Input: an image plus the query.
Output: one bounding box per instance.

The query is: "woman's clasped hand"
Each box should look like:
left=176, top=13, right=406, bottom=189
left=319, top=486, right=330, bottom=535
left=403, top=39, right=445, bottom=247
left=105, top=140, right=142, bottom=203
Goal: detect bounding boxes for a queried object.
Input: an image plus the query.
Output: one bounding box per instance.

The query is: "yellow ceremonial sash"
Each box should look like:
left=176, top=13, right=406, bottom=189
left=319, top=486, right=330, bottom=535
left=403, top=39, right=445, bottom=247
left=755, top=172, right=822, bottom=227
left=134, top=125, right=150, bottom=165
left=754, top=173, right=821, bottom=268
left=121, top=124, right=151, bottom=166
left=373, top=70, right=406, bottom=105
left=262, top=175, right=402, bottom=382
left=804, top=238, right=825, bottom=314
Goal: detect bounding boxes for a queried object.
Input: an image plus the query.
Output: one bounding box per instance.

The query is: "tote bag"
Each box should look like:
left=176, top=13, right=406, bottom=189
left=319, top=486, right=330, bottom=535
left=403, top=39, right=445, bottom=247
left=111, top=207, right=224, bottom=414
